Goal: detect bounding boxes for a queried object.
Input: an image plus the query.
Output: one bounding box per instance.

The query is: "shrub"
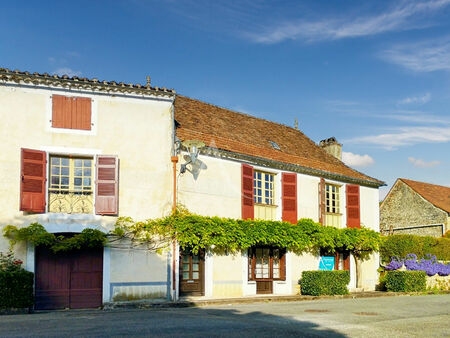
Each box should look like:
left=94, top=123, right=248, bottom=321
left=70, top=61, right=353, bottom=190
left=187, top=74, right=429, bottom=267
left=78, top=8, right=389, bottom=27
left=385, top=271, right=426, bottom=292
left=300, top=271, right=350, bottom=296
left=380, top=235, right=450, bottom=263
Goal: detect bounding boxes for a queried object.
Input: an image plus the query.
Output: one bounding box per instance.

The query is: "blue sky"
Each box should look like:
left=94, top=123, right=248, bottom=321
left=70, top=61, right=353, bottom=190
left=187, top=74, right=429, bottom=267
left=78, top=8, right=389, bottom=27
left=1, top=0, right=449, bottom=198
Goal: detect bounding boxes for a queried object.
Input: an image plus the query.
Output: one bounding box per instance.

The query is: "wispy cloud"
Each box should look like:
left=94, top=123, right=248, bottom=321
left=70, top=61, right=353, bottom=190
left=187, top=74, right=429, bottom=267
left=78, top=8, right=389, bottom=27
left=345, top=126, right=450, bottom=149
left=398, top=93, right=431, bottom=105
left=244, top=0, right=450, bottom=44
left=381, top=36, right=450, bottom=72
left=408, top=157, right=440, bottom=168
left=54, top=67, right=82, bottom=77
left=342, top=152, right=375, bottom=168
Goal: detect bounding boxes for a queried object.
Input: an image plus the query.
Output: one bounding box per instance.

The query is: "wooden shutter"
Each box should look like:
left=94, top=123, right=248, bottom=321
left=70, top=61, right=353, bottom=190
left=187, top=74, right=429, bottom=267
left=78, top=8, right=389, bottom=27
left=279, top=248, right=286, bottom=281
left=346, top=184, right=360, bottom=228
left=72, top=97, right=92, bottom=130
left=241, top=164, right=254, bottom=220
left=52, top=95, right=72, bottom=129
left=20, top=148, right=46, bottom=212
left=282, top=172, right=297, bottom=224
left=52, top=95, right=91, bottom=130
left=334, top=252, right=340, bottom=270
left=95, top=156, right=119, bottom=215
left=343, top=252, right=350, bottom=271
left=318, top=178, right=325, bottom=225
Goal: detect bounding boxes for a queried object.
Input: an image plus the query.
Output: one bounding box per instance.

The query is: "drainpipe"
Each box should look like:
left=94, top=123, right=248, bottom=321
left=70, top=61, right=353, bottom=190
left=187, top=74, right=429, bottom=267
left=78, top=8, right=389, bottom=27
left=170, top=97, right=178, bottom=300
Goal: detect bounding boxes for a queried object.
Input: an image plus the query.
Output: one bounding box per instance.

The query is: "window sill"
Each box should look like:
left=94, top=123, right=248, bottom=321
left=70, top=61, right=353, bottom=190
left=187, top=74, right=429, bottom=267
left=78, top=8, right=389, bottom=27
left=325, top=212, right=342, bottom=216
left=254, top=203, right=278, bottom=208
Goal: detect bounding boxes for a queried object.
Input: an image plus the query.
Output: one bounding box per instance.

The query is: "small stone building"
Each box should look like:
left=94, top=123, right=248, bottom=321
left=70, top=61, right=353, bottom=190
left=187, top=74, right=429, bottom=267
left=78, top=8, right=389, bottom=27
left=380, top=178, right=450, bottom=237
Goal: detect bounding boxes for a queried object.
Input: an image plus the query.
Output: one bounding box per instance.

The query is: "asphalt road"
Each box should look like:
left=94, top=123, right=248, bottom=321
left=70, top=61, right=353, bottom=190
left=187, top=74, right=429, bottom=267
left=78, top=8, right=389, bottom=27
left=0, top=294, right=449, bottom=337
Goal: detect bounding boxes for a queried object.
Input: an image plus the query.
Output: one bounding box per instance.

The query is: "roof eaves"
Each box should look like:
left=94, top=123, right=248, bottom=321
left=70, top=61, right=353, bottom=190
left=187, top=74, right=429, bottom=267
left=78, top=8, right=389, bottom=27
left=202, top=146, right=385, bottom=188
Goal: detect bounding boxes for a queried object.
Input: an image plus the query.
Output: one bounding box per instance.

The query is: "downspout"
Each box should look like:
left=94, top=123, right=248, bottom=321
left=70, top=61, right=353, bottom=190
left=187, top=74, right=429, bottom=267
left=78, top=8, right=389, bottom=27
left=170, top=96, right=178, bottom=299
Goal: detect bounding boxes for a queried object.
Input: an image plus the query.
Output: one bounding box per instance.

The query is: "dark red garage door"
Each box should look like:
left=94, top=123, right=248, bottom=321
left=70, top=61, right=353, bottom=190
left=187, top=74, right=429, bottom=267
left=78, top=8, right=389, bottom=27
left=35, top=245, right=103, bottom=310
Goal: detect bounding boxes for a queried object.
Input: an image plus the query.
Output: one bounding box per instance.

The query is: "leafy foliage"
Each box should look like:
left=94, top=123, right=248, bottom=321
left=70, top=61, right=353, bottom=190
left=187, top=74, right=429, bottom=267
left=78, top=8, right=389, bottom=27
left=112, top=212, right=381, bottom=256
left=0, top=251, right=34, bottom=309
left=0, top=251, right=24, bottom=272
left=300, top=271, right=350, bottom=296
left=380, top=235, right=450, bottom=263
left=385, top=271, right=426, bottom=292
left=3, top=223, right=107, bottom=253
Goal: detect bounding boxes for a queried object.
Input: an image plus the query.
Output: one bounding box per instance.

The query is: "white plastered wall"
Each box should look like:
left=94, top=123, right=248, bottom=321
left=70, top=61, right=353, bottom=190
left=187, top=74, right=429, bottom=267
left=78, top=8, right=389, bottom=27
left=0, top=83, right=174, bottom=301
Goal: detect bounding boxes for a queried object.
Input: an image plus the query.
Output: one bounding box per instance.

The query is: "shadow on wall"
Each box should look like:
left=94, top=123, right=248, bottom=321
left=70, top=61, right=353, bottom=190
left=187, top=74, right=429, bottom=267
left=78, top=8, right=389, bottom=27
left=0, top=306, right=347, bottom=337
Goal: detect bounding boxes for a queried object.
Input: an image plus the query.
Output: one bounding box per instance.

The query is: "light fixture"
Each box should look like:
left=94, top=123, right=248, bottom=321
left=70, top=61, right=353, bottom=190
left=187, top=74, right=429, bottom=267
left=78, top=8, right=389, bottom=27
left=180, top=140, right=205, bottom=174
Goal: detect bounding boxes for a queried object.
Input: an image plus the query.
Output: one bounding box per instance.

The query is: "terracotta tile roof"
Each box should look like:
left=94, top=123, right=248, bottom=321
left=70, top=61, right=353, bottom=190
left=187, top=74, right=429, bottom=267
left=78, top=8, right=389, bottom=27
left=400, top=178, right=450, bottom=213
left=175, top=95, right=383, bottom=186
left=0, top=67, right=175, bottom=96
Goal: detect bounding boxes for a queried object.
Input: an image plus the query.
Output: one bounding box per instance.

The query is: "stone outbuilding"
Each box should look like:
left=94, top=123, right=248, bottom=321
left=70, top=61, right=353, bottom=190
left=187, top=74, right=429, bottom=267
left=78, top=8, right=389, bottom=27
left=380, top=178, right=450, bottom=237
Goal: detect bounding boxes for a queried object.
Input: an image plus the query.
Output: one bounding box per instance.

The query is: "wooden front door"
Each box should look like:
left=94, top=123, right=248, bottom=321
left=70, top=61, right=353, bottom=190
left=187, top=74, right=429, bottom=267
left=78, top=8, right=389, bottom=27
left=179, top=249, right=205, bottom=296
left=249, top=247, right=286, bottom=294
left=35, top=245, right=103, bottom=310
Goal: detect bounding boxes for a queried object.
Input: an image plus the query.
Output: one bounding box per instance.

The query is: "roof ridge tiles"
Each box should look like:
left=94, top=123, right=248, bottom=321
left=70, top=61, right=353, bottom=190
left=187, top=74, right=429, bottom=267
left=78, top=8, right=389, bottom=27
left=0, top=67, right=176, bottom=95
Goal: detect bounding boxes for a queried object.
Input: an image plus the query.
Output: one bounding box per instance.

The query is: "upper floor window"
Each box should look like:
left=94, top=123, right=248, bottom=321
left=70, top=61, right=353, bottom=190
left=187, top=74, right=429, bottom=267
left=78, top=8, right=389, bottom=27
left=52, top=95, right=92, bottom=130
left=325, top=184, right=340, bottom=214
left=254, top=171, right=275, bottom=205
left=48, top=156, right=94, bottom=214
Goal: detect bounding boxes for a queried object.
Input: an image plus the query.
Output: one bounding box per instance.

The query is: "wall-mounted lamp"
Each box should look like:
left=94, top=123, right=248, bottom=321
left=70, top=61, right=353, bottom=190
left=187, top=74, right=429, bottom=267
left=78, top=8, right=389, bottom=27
left=180, top=140, right=205, bottom=174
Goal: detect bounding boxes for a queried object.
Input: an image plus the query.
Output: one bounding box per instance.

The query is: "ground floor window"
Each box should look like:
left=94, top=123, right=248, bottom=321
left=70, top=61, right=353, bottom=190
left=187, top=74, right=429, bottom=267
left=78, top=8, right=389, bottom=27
left=248, top=246, right=286, bottom=281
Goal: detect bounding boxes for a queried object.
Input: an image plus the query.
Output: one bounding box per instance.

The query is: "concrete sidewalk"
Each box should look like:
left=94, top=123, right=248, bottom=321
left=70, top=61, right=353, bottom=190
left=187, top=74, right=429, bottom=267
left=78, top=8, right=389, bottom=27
left=103, top=290, right=450, bottom=310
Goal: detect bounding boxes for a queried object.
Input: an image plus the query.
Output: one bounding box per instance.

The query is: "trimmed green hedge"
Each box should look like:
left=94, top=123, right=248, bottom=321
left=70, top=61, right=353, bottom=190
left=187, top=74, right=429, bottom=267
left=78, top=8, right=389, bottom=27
left=380, top=235, right=450, bottom=263
left=385, top=271, right=426, bottom=292
left=300, top=271, right=350, bottom=296
left=0, top=270, right=34, bottom=309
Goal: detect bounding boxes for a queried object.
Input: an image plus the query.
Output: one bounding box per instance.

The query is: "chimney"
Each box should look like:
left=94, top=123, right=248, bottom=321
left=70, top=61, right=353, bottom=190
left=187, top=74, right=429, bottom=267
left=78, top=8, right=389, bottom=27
left=319, top=137, right=342, bottom=160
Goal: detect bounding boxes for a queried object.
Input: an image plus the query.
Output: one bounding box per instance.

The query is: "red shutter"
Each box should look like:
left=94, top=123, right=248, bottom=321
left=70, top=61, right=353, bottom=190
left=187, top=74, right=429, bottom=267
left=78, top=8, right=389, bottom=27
left=52, top=95, right=72, bottom=129
left=95, top=156, right=119, bottom=215
left=343, top=252, right=350, bottom=271
left=318, top=178, right=325, bottom=225
left=346, top=184, right=360, bottom=228
left=279, top=249, right=286, bottom=281
left=241, top=164, right=254, bottom=220
left=334, top=252, right=340, bottom=270
left=72, top=97, right=92, bottom=130
left=282, top=172, right=297, bottom=224
left=20, top=148, right=46, bottom=212
left=52, top=95, right=91, bottom=130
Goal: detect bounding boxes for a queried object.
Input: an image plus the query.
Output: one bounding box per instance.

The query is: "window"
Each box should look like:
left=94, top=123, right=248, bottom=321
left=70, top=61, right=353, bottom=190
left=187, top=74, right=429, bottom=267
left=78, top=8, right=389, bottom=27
left=48, top=156, right=93, bottom=214
left=248, top=247, right=285, bottom=281
left=52, top=95, right=92, bottom=130
left=325, top=184, right=340, bottom=214
left=254, top=171, right=275, bottom=205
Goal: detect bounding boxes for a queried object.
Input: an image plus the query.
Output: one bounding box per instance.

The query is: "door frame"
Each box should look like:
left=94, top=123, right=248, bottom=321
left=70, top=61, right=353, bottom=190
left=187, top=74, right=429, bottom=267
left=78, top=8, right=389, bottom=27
left=179, top=248, right=205, bottom=296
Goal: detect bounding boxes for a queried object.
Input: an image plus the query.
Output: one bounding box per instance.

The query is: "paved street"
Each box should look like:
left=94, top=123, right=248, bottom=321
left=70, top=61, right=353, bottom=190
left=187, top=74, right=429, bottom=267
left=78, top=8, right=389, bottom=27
left=0, top=295, right=448, bottom=337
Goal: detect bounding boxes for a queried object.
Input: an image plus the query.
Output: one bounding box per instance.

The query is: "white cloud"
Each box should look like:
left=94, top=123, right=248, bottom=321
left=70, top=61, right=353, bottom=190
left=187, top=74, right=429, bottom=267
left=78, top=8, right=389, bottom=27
left=382, top=37, right=450, bottom=72
left=398, top=93, right=431, bottom=105
left=345, top=126, right=450, bottom=149
left=244, top=0, right=450, bottom=43
left=342, top=152, right=375, bottom=168
left=408, top=157, right=440, bottom=168
left=54, top=67, right=82, bottom=77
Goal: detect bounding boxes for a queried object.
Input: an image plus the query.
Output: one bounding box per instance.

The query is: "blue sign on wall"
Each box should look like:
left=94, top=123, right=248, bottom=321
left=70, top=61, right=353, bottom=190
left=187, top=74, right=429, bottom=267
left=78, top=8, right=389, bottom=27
left=319, top=256, right=335, bottom=271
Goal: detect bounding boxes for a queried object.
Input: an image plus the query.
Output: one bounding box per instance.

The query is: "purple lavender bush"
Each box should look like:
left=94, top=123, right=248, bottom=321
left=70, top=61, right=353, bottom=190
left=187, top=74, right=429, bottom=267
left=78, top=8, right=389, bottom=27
left=385, top=253, right=449, bottom=277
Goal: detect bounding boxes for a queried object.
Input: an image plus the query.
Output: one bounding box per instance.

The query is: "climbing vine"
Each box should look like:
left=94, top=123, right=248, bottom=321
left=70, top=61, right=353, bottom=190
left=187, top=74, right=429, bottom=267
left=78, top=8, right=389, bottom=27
left=112, top=210, right=381, bottom=256
left=3, top=223, right=107, bottom=252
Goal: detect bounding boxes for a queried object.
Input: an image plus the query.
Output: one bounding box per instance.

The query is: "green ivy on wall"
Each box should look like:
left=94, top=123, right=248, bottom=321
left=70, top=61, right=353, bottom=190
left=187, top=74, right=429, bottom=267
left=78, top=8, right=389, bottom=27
left=3, top=223, right=107, bottom=252
left=112, top=211, right=381, bottom=258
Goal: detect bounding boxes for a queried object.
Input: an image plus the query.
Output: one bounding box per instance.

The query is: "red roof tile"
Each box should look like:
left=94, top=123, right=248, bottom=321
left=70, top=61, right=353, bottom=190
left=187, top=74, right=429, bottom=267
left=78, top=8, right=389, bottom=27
left=400, top=178, right=450, bottom=213
left=175, top=95, right=383, bottom=186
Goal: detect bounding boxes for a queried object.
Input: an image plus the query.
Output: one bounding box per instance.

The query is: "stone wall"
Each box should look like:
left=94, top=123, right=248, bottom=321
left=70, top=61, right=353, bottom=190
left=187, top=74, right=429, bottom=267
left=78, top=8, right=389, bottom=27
left=390, top=225, right=444, bottom=237
left=380, top=180, right=447, bottom=237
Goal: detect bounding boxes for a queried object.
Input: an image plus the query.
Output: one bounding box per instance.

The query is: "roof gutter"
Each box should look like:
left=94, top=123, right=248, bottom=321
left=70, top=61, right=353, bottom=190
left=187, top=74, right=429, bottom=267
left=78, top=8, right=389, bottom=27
left=201, top=146, right=385, bottom=188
